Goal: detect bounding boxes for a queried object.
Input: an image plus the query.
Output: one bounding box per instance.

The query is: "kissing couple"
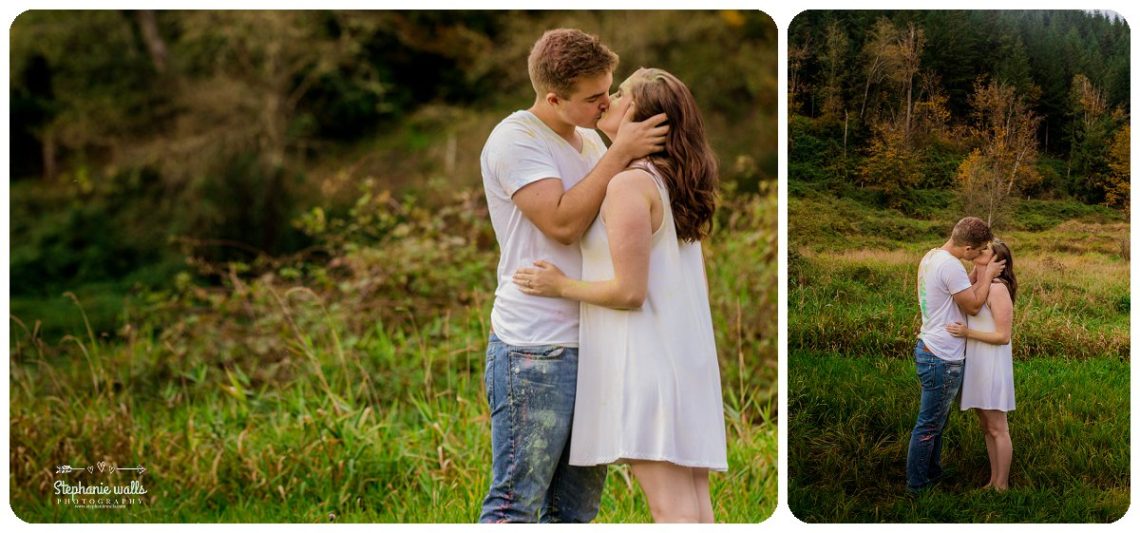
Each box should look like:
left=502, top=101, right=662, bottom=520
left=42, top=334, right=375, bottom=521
left=909, top=217, right=1019, bottom=493
left=478, top=28, right=729, bottom=523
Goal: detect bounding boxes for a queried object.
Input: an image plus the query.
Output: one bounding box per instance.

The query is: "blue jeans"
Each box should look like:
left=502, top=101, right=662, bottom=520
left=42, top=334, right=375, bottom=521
left=479, top=333, right=607, bottom=523
left=905, top=339, right=964, bottom=491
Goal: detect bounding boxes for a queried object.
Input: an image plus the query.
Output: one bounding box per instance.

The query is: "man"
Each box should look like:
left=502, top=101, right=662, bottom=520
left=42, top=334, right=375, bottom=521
left=907, top=216, right=1006, bottom=492
left=478, top=29, right=668, bottom=522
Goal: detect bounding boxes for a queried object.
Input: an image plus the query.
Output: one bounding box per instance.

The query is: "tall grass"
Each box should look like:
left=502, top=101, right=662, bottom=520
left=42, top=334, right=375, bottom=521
left=788, top=190, right=1129, bottom=522
left=9, top=184, right=777, bottom=522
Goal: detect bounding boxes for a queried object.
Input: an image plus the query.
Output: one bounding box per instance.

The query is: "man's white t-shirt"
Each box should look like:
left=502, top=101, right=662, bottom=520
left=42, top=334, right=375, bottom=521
left=917, top=249, right=973, bottom=361
left=481, top=110, right=607, bottom=347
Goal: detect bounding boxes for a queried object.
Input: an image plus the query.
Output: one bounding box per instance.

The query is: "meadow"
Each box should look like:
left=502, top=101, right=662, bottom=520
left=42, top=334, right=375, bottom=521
left=788, top=183, right=1130, bottom=522
left=8, top=182, right=778, bottom=523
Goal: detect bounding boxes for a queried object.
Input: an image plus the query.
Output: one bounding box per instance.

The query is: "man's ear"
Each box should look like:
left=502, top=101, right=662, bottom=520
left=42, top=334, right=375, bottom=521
left=545, top=92, right=561, bottom=107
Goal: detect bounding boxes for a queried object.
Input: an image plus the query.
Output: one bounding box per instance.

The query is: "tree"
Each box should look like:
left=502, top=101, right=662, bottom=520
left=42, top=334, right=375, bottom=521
left=956, top=150, right=1014, bottom=229
left=859, top=17, right=894, bottom=121
left=1105, top=122, right=1130, bottom=211
left=1067, top=73, right=1117, bottom=203
left=911, top=71, right=953, bottom=145
left=9, top=11, right=161, bottom=181
left=818, top=21, right=849, bottom=123
left=859, top=120, right=923, bottom=207
left=859, top=19, right=926, bottom=146
left=788, top=36, right=811, bottom=116
left=993, top=34, right=1033, bottom=95
left=856, top=20, right=949, bottom=204
left=1072, top=73, right=1108, bottom=132
left=890, top=22, right=925, bottom=147
left=955, top=78, right=1042, bottom=228
left=132, top=10, right=168, bottom=74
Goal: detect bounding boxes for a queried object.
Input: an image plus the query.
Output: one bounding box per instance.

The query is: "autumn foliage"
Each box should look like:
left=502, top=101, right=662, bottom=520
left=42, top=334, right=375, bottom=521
left=953, top=78, right=1043, bottom=228
left=789, top=11, right=1129, bottom=214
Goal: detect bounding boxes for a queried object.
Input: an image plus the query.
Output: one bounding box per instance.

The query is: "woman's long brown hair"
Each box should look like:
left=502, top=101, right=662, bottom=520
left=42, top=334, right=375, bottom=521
left=990, top=240, right=1018, bottom=304
left=628, top=68, right=718, bottom=243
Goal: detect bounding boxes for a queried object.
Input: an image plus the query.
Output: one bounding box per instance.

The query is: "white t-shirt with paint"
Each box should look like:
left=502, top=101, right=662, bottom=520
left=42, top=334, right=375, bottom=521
left=917, top=249, right=973, bottom=361
left=481, top=110, right=607, bottom=347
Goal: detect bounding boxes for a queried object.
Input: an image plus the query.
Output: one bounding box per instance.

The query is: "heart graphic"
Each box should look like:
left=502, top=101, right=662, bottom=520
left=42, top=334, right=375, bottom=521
left=97, top=461, right=108, bottom=473
left=87, top=465, right=94, bottom=473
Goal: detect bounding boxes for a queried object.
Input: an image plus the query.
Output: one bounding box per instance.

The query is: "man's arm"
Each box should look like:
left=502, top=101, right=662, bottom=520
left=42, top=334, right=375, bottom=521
left=952, top=259, right=1005, bottom=315
left=512, top=108, right=668, bottom=245
left=947, top=283, right=1013, bottom=344
left=512, top=170, right=655, bottom=308
left=549, top=171, right=655, bottom=308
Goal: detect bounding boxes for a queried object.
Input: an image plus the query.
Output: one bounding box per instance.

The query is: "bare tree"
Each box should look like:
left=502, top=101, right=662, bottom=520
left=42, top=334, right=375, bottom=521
left=133, top=10, right=167, bottom=74
left=1071, top=73, right=1108, bottom=131
left=788, top=35, right=812, bottom=116
left=859, top=18, right=895, bottom=121
left=891, top=23, right=925, bottom=147
left=818, top=21, right=849, bottom=123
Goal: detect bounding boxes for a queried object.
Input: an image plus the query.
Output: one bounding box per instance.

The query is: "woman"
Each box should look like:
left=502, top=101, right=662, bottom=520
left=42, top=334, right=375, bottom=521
left=512, top=67, right=726, bottom=522
left=947, top=239, right=1017, bottom=491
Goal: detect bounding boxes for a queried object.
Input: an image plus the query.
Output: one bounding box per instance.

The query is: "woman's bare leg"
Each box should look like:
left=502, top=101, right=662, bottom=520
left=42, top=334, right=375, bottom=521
left=981, top=410, right=1012, bottom=490
left=629, top=461, right=701, bottom=523
left=691, top=468, right=713, bottom=523
left=975, top=409, right=996, bottom=489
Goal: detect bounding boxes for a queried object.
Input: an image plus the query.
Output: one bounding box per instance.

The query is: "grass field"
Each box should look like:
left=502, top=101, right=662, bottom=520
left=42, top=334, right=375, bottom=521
left=8, top=184, right=778, bottom=523
left=788, top=185, right=1130, bottom=522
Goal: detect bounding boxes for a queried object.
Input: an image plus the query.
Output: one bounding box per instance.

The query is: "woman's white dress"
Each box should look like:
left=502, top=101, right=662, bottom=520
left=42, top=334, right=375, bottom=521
left=960, top=301, right=1016, bottom=412
left=569, top=162, right=728, bottom=471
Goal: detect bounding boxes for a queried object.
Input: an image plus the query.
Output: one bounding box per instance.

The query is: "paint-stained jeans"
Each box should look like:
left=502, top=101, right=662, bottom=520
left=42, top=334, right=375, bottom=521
left=479, top=333, right=607, bottom=523
left=905, top=339, right=965, bottom=491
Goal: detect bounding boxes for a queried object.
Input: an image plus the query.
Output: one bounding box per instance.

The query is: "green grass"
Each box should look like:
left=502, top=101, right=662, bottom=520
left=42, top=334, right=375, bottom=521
left=788, top=187, right=1130, bottom=522
left=789, top=354, right=1129, bottom=522
left=9, top=185, right=777, bottom=523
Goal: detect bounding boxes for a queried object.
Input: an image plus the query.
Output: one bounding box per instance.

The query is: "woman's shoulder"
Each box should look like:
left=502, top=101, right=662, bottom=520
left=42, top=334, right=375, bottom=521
left=623, top=157, right=657, bottom=175
left=604, top=167, right=662, bottom=214
left=988, top=280, right=1013, bottom=304
left=609, top=164, right=658, bottom=191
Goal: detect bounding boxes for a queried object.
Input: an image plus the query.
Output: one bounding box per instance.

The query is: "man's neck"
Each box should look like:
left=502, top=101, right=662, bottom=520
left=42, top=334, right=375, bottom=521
left=528, top=102, right=577, bottom=143
left=940, top=239, right=965, bottom=259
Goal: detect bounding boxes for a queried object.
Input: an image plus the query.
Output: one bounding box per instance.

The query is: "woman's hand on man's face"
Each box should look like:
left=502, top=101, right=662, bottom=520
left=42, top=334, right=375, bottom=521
left=512, top=260, right=567, bottom=298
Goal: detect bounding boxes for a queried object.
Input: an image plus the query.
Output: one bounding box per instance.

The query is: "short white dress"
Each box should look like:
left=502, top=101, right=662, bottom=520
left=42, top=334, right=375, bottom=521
left=569, top=162, right=728, bottom=471
left=960, top=301, right=1016, bottom=412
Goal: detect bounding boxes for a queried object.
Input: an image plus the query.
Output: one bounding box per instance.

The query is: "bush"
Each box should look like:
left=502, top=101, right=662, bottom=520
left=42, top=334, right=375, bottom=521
left=788, top=115, right=843, bottom=182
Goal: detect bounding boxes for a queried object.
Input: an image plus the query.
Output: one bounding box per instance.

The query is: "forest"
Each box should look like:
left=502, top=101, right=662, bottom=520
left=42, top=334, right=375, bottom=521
left=789, top=10, right=1129, bottom=221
